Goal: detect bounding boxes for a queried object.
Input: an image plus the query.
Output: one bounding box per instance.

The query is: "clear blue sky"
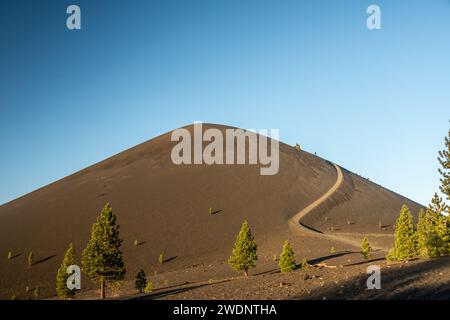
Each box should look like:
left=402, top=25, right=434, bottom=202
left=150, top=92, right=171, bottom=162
left=0, top=0, right=449, bottom=206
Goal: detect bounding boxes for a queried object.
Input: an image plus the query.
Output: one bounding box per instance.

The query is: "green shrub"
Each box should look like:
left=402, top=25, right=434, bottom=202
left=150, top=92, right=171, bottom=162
left=386, top=247, right=396, bottom=262
left=144, top=282, right=154, bottom=293
left=360, top=237, right=372, bottom=259
left=300, top=258, right=310, bottom=270
left=28, top=251, right=34, bottom=266
left=34, top=287, right=40, bottom=299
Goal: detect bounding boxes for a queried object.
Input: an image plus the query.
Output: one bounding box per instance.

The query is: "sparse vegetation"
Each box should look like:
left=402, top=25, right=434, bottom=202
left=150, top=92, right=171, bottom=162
left=386, top=247, right=396, bottom=262
left=228, top=220, right=258, bottom=277
left=300, top=258, right=310, bottom=270
left=56, top=243, right=77, bottom=299
left=273, top=254, right=278, bottom=262
left=135, top=269, right=147, bottom=294
left=81, top=203, right=126, bottom=299
left=330, top=246, right=336, bottom=254
left=144, top=281, right=154, bottom=293
left=34, top=287, right=40, bottom=299
left=360, top=237, right=372, bottom=259
left=278, top=240, right=296, bottom=272
left=27, top=251, right=33, bottom=267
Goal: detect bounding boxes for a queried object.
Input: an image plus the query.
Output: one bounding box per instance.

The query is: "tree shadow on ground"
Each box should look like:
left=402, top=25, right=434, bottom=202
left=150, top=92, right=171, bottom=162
left=163, top=256, right=177, bottom=263
left=10, top=252, right=23, bottom=259
left=33, top=254, right=56, bottom=266
left=294, top=256, right=450, bottom=300
left=308, top=251, right=358, bottom=265
left=133, top=284, right=208, bottom=300
left=131, top=278, right=232, bottom=300
left=254, top=268, right=280, bottom=276
left=344, top=257, right=385, bottom=267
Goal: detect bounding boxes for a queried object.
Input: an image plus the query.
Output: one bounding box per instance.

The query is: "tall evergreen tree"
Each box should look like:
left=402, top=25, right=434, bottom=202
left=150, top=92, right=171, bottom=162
left=135, top=269, right=147, bottom=294
left=82, top=203, right=126, bottom=299
left=228, top=220, right=257, bottom=276
left=429, top=192, right=448, bottom=215
left=390, top=205, right=419, bottom=261
left=278, top=240, right=296, bottom=272
left=360, top=237, right=372, bottom=259
left=435, top=214, right=450, bottom=255
left=438, top=126, right=450, bottom=208
left=56, top=243, right=77, bottom=299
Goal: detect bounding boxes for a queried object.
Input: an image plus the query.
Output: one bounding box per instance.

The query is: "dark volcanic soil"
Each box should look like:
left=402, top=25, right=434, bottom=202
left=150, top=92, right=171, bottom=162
left=0, top=123, right=423, bottom=300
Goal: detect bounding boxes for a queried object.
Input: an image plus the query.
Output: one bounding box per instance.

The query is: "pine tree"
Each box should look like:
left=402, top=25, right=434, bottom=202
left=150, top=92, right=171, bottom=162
left=56, top=243, right=77, bottom=299
left=278, top=240, right=296, bottom=272
left=429, top=193, right=448, bottom=214
left=435, top=214, right=450, bottom=255
left=228, top=220, right=257, bottom=276
left=135, top=269, right=147, bottom=294
left=417, top=208, right=441, bottom=257
left=390, top=205, right=419, bottom=261
left=82, top=203, right=126, bottom=299
left=360, top=237, right=372, bottom=259
left=438, top=126, right=450, bottom=208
